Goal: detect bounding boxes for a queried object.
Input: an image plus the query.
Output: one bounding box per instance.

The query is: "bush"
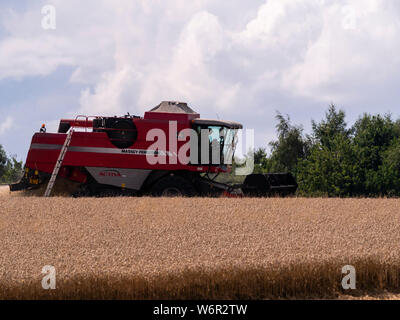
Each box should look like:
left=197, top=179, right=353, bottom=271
left=0, top=144, right=23, bottom=184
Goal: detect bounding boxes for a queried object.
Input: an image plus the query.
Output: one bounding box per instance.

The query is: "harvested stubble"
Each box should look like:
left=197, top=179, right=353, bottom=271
left=0, top=188, right=399, bottom=299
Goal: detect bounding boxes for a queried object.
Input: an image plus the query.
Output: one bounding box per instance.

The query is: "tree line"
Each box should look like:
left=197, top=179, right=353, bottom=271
left=0, top=145, right=23, bottom=184
left=254, top=105, right=400, bottom=197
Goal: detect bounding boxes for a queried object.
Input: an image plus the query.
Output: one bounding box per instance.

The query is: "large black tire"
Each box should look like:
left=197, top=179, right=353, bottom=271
left=151, top=175, right=197, bottom=197
left=107, top=120, right=137, bottom=149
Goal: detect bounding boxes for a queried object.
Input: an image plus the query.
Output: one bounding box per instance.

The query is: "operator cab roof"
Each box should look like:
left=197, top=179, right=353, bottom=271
left=149, top=101, right=198, bottom=114
left=192, top=118, right=243, bottom=129
left=145, top=101, right=243, bottom=129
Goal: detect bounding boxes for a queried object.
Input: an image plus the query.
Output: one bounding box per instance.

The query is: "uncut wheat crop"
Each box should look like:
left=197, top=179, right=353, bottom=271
left=0, top=185, right=399, bottom=299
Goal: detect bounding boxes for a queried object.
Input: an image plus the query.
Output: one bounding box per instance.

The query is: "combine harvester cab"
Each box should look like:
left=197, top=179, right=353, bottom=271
left=10, top=101, right=297, bottom=197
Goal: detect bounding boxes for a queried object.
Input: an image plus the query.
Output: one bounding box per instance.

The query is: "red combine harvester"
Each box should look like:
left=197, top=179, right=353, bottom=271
left=9, top=101, right=297, bottom=197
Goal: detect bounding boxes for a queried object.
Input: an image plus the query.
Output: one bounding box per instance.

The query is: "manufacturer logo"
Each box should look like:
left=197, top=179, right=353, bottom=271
left=99, top=170, right=121, bottom=177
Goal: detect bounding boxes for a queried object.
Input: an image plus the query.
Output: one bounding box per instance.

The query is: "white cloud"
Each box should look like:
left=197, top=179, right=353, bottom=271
left=79, top=65, right=144, bottom=115
left=281, top=0, right=400, bottom=101
left=0, top=117, right=13, bottom=136
left=1, top=0, right=400, bottom=135
left=0, top=35, right=75, bottom=80
left=0, top=0, right=116, bottom=81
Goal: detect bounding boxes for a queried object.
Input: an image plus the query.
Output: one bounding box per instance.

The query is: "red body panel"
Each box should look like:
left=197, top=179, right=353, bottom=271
left=26, top=112, right=227, bottom=176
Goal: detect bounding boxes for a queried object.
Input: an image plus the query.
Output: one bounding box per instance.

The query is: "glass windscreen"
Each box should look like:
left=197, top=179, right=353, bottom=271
left=194, top=125, right=238, bottom=165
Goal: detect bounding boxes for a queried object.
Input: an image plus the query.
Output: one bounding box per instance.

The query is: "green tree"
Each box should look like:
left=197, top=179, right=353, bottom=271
left=265, top=105, right=400, bottom=197
left=297, top=135, right=359, bottom=197
left=352, top=114, right=400, bottom=195
left=268, top=112, right=309, bottom=174
left=378, top=138, right=400, bottom=195
left=253, top=148, right=268, bottom=173
left=0, top=144, right=7, bottom=178
left=0, top=144, right=23, bottom=184
left=296, top=105, right=360, bottom=196
left=311, top=104, right=348, bottom=149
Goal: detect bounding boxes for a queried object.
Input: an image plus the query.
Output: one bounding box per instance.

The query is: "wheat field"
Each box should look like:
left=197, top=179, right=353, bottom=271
left=0, top=185, right=399, bottom=299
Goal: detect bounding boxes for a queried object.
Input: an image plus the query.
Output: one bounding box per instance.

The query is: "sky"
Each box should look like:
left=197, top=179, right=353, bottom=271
left=1, top=0, right=400, bottom=160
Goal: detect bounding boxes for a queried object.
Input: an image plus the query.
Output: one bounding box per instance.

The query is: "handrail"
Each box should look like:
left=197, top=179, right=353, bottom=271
left=74, top=115, right=101, bottom=132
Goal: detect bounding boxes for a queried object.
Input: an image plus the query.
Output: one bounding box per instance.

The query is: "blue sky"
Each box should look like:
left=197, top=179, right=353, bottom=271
left=1, top=0, right=400, bottom=161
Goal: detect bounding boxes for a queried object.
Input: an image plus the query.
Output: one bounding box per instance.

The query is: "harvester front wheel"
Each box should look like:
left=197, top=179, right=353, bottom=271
left=151, top=175, right=197, bottom=197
